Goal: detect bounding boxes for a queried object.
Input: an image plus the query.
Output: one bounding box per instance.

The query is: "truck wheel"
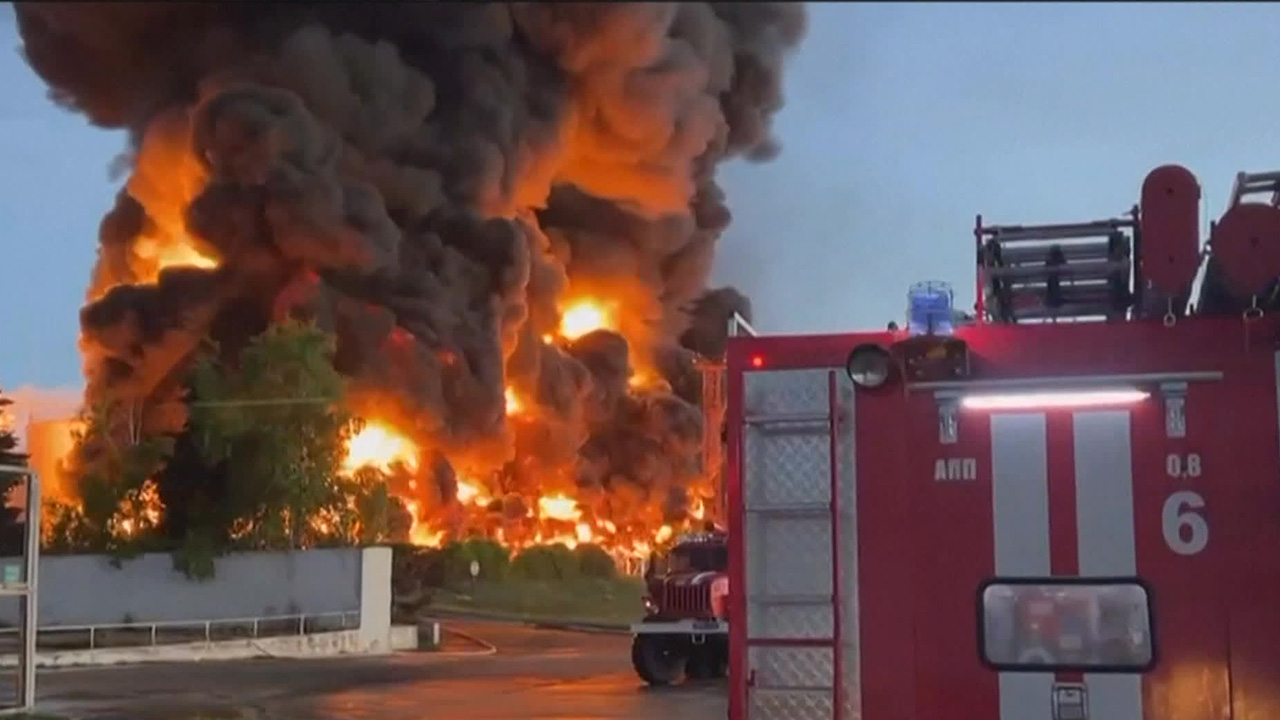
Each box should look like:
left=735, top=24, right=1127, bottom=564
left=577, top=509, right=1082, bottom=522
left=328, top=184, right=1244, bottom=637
left=632, top=634, right=687, bottom=686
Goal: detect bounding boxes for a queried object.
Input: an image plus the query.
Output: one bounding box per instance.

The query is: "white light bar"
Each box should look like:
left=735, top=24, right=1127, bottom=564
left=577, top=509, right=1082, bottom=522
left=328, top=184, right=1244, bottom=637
left=960, top=389, right=1150, bottom=411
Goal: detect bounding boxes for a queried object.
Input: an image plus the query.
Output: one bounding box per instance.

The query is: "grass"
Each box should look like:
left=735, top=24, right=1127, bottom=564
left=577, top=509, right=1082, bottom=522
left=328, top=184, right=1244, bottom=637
left=429, top=576, right=646, bottom=627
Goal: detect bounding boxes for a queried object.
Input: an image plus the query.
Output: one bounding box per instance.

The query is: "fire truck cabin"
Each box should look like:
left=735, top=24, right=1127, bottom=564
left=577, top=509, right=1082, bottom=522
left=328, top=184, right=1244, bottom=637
left=724, top=165, right=1280, bottom=720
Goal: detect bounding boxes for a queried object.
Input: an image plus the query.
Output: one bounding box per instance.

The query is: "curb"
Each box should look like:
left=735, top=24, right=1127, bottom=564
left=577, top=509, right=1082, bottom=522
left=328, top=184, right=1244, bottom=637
left=431, top=626, right=498, bottom=657
left=529, top=620, right=631, bottom=636
left=425, top=608, right=631, bottom=636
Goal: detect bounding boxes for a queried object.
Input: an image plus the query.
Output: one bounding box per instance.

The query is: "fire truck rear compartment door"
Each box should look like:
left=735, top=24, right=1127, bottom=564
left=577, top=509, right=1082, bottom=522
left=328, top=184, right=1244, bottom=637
left=741, top=368, right=859, bottom=720
left=987, top=409, right=1149, bottom=720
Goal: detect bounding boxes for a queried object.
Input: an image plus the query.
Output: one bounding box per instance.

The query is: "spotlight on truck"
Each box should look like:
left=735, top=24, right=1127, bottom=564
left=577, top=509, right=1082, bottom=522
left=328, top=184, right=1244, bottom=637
left=845, top=343, right=894, bottom=388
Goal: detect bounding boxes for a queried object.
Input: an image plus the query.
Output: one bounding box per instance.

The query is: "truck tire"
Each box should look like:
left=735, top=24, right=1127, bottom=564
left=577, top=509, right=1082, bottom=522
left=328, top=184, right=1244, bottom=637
left=632, top=634, right=687, bottom=686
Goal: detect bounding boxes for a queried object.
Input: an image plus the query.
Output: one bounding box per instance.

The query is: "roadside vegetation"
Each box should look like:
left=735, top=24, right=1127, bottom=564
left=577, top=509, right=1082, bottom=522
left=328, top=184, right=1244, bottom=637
left=7, top=321, right=650, bottom=631
left=394, top=538, right=645, bottom=627
left=34, top=320, right=409, bottom=578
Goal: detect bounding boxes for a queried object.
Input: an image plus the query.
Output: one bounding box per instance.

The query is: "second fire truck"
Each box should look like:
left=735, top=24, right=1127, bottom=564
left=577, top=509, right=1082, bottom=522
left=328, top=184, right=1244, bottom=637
left=720, top=164, right=1280, bottom=720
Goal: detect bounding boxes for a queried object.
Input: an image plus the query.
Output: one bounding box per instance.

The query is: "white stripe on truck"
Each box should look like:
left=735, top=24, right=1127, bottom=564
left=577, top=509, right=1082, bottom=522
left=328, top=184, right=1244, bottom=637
left=1073, top=411, right=1143, bottom=720
left=990, top=412, right=1054, bottom=719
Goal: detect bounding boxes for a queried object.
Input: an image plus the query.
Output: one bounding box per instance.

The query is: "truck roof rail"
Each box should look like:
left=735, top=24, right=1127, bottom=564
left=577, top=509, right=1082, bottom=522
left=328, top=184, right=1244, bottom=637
left=975, top=211, right=1136, bottom=325
left=1228, top=170, right=1280, bottom=211
left=727, top=312, right=757, bottom=338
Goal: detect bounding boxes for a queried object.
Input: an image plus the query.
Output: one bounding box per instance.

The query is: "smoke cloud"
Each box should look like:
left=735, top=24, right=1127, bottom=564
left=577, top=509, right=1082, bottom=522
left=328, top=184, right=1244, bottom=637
left=14, top=2, right=807, bottom=536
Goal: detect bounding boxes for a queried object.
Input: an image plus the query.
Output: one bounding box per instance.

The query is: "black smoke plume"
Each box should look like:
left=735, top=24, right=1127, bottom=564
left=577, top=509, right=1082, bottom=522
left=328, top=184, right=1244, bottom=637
left=14, top=2, right=807, bottom=536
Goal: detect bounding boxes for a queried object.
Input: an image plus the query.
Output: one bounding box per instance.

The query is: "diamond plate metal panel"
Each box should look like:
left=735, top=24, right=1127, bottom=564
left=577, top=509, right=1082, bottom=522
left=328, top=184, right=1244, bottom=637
left=747, top=600, right=833, bottom=639
left=741, top=370, right=863, bottom=720
left=745, top=428, right=831, bottom=507
left=745, top=369, right=831, bottom=418
left=749, top=645, right=834, bottom=688
left=751, top=688, right=835, bottom=720
left=746, top=516, right=832, bottom=597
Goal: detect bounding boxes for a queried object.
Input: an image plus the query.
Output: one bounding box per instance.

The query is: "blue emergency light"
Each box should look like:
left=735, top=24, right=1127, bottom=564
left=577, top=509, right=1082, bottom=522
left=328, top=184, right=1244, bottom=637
left=907, top=280, right=955, bottom=336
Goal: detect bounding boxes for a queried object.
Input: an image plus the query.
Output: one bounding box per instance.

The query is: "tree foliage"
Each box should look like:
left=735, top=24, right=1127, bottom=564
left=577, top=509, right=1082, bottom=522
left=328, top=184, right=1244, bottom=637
left=186, top=318, right=387, bottom=551
left=511, top=543, right=581, bottom=581
left=43, top=399, right=174, bottom=559
left=574, top=543, right=618, bottom=578
left=0, top=389, right=28, bottom=554
left=40, top=320, right=404, bottom=577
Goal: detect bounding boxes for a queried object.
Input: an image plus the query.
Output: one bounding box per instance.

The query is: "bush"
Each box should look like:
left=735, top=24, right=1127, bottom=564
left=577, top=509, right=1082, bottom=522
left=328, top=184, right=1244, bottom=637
left=393, top=545, right=447, bottom=591
left=574, top=543, right=617, bottom=578
left=510, top=543, right=580, bottom=581
left=442, top=538, right=509, bottom=582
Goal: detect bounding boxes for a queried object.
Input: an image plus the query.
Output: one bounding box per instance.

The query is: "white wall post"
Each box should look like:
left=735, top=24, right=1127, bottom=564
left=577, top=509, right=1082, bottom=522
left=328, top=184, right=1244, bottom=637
left=357, top=546, right=392, bottom=653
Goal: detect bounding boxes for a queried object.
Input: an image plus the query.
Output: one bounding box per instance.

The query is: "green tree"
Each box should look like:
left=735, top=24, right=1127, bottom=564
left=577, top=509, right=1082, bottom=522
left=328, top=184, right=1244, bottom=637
left=42, top=399, right=174, bottom=558
left=187, top=318, right=378, bottom=550
left=0, top=388, right=29, bottom=554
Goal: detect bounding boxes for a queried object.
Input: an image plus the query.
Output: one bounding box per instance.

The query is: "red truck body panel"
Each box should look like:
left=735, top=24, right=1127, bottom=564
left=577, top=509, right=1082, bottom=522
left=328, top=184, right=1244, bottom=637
left=725, top=315, right=1280, bottom=720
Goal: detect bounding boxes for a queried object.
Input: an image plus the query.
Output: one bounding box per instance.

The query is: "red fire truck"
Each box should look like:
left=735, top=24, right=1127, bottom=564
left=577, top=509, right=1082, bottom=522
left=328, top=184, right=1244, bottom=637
left=723, top=165, right=1280, bottom=720
left=630, top=527, right=730, bottom=685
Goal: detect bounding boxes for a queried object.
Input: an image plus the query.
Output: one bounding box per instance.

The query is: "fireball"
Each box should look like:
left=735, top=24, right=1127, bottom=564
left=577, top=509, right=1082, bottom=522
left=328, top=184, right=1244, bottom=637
left=559, top=299, right=616, bottom=340
left=343, top=421, right=419, bottom=474
left=539, top=493, right=580, bottom=521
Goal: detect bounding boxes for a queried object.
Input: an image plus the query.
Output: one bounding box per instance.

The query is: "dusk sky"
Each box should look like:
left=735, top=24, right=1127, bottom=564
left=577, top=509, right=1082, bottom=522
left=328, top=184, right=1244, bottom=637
left=4, top=2, right=1280, bottom=423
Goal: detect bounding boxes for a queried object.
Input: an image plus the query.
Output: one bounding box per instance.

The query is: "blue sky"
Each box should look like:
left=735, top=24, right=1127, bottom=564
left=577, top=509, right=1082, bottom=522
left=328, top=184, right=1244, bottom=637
left=4, top=2, right=1280, bottom=401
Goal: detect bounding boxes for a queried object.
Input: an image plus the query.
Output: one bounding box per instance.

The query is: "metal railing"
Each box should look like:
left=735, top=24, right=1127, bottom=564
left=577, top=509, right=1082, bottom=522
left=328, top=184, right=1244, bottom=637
left=0, top=610, right=360, bottom=651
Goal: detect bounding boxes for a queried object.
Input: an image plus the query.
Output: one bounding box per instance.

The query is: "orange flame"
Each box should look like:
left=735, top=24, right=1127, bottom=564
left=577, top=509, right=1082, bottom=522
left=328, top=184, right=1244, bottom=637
left=559, top=299, right=616, bottom=340
left=115, top=479, right=164, bottom=538
left=329, top=414, right=714, bottom=568
left=133, top=231, right=218, bottom=276
left=455, top=479, right=490, bottom=506
left=504, top=387, right=523, bottom=416
left=655, top=524, right=674, bottom=544
left=538, top=493, right=580, bottom=521
left=344, top=421, right=419, bottom=474
left=25, top=418, right=85, bottom=506
left=402, top=499, right=443, bottom=546
left=87, top=109, right=221, bottom=301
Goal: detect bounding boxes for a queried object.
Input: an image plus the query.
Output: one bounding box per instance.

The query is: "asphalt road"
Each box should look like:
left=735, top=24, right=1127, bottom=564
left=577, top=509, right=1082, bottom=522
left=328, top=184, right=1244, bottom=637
left=14, top=620, right=727, bottom=720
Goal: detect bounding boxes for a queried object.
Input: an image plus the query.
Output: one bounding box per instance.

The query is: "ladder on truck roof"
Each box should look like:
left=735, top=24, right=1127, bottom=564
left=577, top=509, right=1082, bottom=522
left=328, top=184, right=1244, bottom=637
left=975, top=211, right=1137, bottom=324
left=1228, top=170, right=1280, bottom=210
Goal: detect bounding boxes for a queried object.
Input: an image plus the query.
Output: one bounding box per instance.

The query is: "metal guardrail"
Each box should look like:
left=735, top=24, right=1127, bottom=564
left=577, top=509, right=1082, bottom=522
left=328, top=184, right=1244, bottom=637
left=0, top=610, right=360, bottom=651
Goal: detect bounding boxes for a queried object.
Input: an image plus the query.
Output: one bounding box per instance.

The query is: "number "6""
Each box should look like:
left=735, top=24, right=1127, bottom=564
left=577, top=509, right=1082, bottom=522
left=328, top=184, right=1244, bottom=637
left=1162, top=490, right=1208, bottom=556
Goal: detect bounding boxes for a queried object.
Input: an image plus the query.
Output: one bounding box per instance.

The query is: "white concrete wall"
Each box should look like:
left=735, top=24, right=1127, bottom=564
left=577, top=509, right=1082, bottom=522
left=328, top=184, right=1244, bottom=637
left=0, top=547, right=380, bottom=626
